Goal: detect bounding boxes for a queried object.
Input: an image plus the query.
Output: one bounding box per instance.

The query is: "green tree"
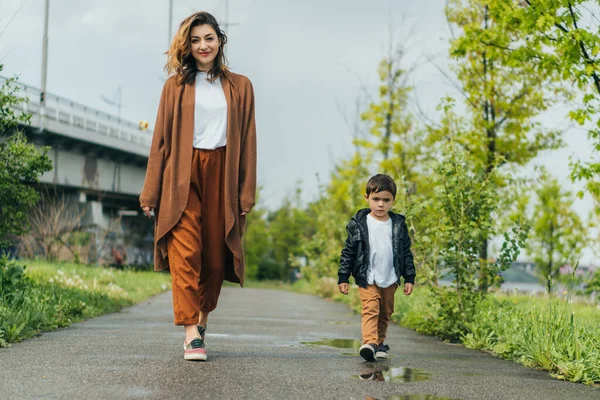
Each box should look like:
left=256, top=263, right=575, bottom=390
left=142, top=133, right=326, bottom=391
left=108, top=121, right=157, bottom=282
left=526, top=169, right=587, bottom=293
left=430, top=134, right=525, bottom=298
left=584, top=268, right=600, bottom=297
left=408, top=135, right=526, bottom=341
left=266, top=188, right=313, bottom=281
left=434, top=142, right=499, bottom=299
left=501, top=0, right=600, bottom=200
left=243, top=201, right=271, bottom=281
left=350, top=46, right=440, bottom=284
left=441, top=0, right=564, bottom=290
left=301, top=153, right=370, bottom=282
left=243, top=187, right=314, bottom=281
left=0, top=68, right=52, bottom=248
left=359, top=47, right=429, bottom=195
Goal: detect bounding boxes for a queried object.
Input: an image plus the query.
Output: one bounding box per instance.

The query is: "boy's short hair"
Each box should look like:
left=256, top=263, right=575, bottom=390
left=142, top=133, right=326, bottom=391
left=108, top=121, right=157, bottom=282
left=366, top=174, right=397, bottom=198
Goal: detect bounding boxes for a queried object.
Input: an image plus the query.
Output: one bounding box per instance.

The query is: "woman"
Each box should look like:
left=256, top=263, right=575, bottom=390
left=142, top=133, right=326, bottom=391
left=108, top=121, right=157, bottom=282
left=140, top=11, right=257, bottom=361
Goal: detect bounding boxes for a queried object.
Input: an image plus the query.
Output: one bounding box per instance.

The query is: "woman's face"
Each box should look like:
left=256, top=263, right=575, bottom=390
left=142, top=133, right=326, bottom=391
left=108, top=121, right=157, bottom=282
left=190, top=24, right=220, bottom=71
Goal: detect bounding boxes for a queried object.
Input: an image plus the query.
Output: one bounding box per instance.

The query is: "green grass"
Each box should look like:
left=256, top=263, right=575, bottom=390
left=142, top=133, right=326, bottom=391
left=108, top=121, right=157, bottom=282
left=457, top=294, right=600, bottom=385
left=0, top=258, right=171, bottom=348
left=24, top=259, right=171, bottom=303
left=308, top=277, right=600, bottom=385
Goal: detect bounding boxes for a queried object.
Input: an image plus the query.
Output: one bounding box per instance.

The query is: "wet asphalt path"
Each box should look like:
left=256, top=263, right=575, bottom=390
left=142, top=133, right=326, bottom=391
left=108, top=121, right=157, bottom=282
left=1, top=288, right=599, bottom=400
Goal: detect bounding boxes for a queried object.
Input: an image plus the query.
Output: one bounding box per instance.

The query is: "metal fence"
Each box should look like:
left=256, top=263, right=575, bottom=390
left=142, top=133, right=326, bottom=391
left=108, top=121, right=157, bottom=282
left=1, top=76, right=152, bottom=148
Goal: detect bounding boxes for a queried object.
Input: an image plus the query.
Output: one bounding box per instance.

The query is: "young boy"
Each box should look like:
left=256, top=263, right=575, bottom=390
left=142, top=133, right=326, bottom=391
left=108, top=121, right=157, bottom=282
left=337, top=174, right=415, bottom=362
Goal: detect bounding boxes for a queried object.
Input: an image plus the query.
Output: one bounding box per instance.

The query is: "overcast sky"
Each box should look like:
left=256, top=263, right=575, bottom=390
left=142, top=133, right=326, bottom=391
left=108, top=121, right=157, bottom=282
left=1, top=0, right=597, bottom=263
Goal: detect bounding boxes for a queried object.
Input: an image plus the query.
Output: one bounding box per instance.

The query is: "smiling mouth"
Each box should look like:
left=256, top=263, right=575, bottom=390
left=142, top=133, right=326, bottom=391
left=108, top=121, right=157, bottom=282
left=199, top=52, right=211, bottom=56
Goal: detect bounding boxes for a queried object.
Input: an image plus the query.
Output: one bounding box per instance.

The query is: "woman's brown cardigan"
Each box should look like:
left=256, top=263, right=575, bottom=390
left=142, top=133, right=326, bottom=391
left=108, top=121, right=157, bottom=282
left=139, top=71, right=257, bottom=286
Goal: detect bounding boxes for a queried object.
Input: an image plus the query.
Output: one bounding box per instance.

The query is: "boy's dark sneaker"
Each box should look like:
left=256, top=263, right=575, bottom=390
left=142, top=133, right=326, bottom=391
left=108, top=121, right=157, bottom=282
left=359, top=343, right=378, bottom=361
left=183, top=337, right=207, bottom=361
left=376, top=343, right=390, bottom=359
left=358, top=373, right=375, bottom=380
left=359, top=371, right=385, bottom=381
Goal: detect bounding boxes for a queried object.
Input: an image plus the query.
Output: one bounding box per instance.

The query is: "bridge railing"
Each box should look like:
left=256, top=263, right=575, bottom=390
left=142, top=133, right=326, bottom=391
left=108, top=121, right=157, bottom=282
left=1, top=76, right=152, bottom=148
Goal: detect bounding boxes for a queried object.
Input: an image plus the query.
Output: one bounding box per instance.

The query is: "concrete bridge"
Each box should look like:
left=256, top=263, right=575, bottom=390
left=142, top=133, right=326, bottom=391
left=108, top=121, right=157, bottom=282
left=4, top=76, right=155, bottom=265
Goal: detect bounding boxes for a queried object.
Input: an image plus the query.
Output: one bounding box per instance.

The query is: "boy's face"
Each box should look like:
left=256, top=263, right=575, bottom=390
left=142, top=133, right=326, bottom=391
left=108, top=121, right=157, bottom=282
left=365, top=190, right=394, bottom=219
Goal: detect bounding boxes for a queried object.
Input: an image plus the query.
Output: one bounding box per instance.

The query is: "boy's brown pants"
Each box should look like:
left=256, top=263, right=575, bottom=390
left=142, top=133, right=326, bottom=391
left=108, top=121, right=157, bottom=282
left=358, top=283, right=398, bottom=345
left=167, top=147, right=227, bottom=326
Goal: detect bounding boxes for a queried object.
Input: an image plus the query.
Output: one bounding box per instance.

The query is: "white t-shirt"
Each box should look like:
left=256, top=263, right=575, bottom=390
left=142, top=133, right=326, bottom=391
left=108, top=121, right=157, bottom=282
left=193, top=72, right=228, bottom=149
left=366, top=213, right=398, bottom=288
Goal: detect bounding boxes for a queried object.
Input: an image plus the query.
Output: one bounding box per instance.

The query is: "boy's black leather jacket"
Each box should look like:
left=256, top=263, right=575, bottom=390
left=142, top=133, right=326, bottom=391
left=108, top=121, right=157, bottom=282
left=338, top=208, right=416, bottom=287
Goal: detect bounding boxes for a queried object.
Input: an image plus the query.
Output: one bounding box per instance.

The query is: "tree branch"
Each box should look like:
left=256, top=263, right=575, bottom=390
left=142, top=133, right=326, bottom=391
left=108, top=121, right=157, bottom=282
left=492, top=85, right=531, bottom=130
left=0, top=2, right=27, bottom=41
left=434, top=63, right=480, bottom=111
left=414, top=93, right=441, bottom=130
left=480, top=40, right=515, bottom=52
left=524, top=0, right=600, bottom=96
left=538, top=30, right=558, bottom=42
left=568, top=0, right=600, bottom=95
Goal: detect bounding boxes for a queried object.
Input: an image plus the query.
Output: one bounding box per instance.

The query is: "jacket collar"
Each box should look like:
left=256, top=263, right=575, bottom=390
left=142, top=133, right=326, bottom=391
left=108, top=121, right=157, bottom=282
left=220, top=73, right=234, bottom=143
left=352, top=208, right=403, bottom=229
left=352, top=208, right=371, bottom=224
left=353, top=208, right=402, bottom=220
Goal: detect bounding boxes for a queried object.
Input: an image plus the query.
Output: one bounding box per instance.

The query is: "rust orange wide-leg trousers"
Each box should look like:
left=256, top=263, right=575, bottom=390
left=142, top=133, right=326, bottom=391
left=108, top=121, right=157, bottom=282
left=167, top=147, right=227, bottom=326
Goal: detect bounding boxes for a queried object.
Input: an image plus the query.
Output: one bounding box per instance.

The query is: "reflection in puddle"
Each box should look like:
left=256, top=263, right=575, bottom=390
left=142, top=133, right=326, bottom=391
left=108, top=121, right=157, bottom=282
left=301, top=338, right=361, bottom=350
left=340, top=352, right=394, bottom=359
left=365, top=395, right=455, bottom=400
left=357, top=366, right=430, bottom=382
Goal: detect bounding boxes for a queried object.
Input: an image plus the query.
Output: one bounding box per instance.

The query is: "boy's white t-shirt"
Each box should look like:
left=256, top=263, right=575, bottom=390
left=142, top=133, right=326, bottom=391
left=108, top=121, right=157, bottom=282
left=366, top=213, right=398, bottom=288
left=193, top=72, right=228, bottom=149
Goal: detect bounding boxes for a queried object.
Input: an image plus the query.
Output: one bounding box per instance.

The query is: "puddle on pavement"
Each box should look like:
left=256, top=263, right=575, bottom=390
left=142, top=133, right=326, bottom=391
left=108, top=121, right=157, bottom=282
left=356, top=366, right=431, bottom=382
left=365, top=395, right=455, bottom=400
left=303, top=339, right=396, bottom=358
left=301, top=338, right=361, bottom=350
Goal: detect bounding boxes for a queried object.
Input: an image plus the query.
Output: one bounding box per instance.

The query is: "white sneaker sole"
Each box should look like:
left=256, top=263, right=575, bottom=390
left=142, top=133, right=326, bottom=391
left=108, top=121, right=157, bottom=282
left=359, top=344, right=376, bottom=361
left=184, top=351, right=207, bottom=361
left=375, top=351, right=388, bottom=359
left=183, top=341, right=207, bottom=361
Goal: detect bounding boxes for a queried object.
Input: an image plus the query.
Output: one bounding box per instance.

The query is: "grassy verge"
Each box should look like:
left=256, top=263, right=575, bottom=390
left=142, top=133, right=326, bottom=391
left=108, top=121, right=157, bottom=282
left=309, top=277, right=600, bottom=385
left=0, top=258, right=171, bottom=348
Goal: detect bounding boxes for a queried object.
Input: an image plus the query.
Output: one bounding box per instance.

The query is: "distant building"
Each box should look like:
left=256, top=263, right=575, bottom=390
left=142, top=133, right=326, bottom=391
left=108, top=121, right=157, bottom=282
left=510, top=261, right=536, bottom=274
left=510, top=260, right=596, bottom=278
left=560, top=263, right=597, bottom=277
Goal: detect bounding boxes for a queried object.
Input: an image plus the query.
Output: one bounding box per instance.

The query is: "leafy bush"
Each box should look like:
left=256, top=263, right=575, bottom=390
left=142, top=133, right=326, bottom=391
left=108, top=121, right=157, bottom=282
left=583, top=269, right=600, bottom=297
left=0, top=68, right=52, bottom=248
left=0, top=255, right=30, bottom=304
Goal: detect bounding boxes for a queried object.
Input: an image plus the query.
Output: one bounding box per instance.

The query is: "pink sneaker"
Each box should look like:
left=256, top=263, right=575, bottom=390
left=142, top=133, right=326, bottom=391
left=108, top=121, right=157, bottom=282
left=183, top=338, right=207, bottom=361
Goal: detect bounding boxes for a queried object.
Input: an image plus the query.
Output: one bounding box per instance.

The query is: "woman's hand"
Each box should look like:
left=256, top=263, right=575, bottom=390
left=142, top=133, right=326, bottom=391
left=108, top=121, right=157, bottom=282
left=142, top=206, right=155, bottom=218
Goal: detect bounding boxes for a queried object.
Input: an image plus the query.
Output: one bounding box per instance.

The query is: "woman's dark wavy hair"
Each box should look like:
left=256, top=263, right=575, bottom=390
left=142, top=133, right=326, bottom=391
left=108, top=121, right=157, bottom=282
left=165, top=11, right=229, bottom=85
